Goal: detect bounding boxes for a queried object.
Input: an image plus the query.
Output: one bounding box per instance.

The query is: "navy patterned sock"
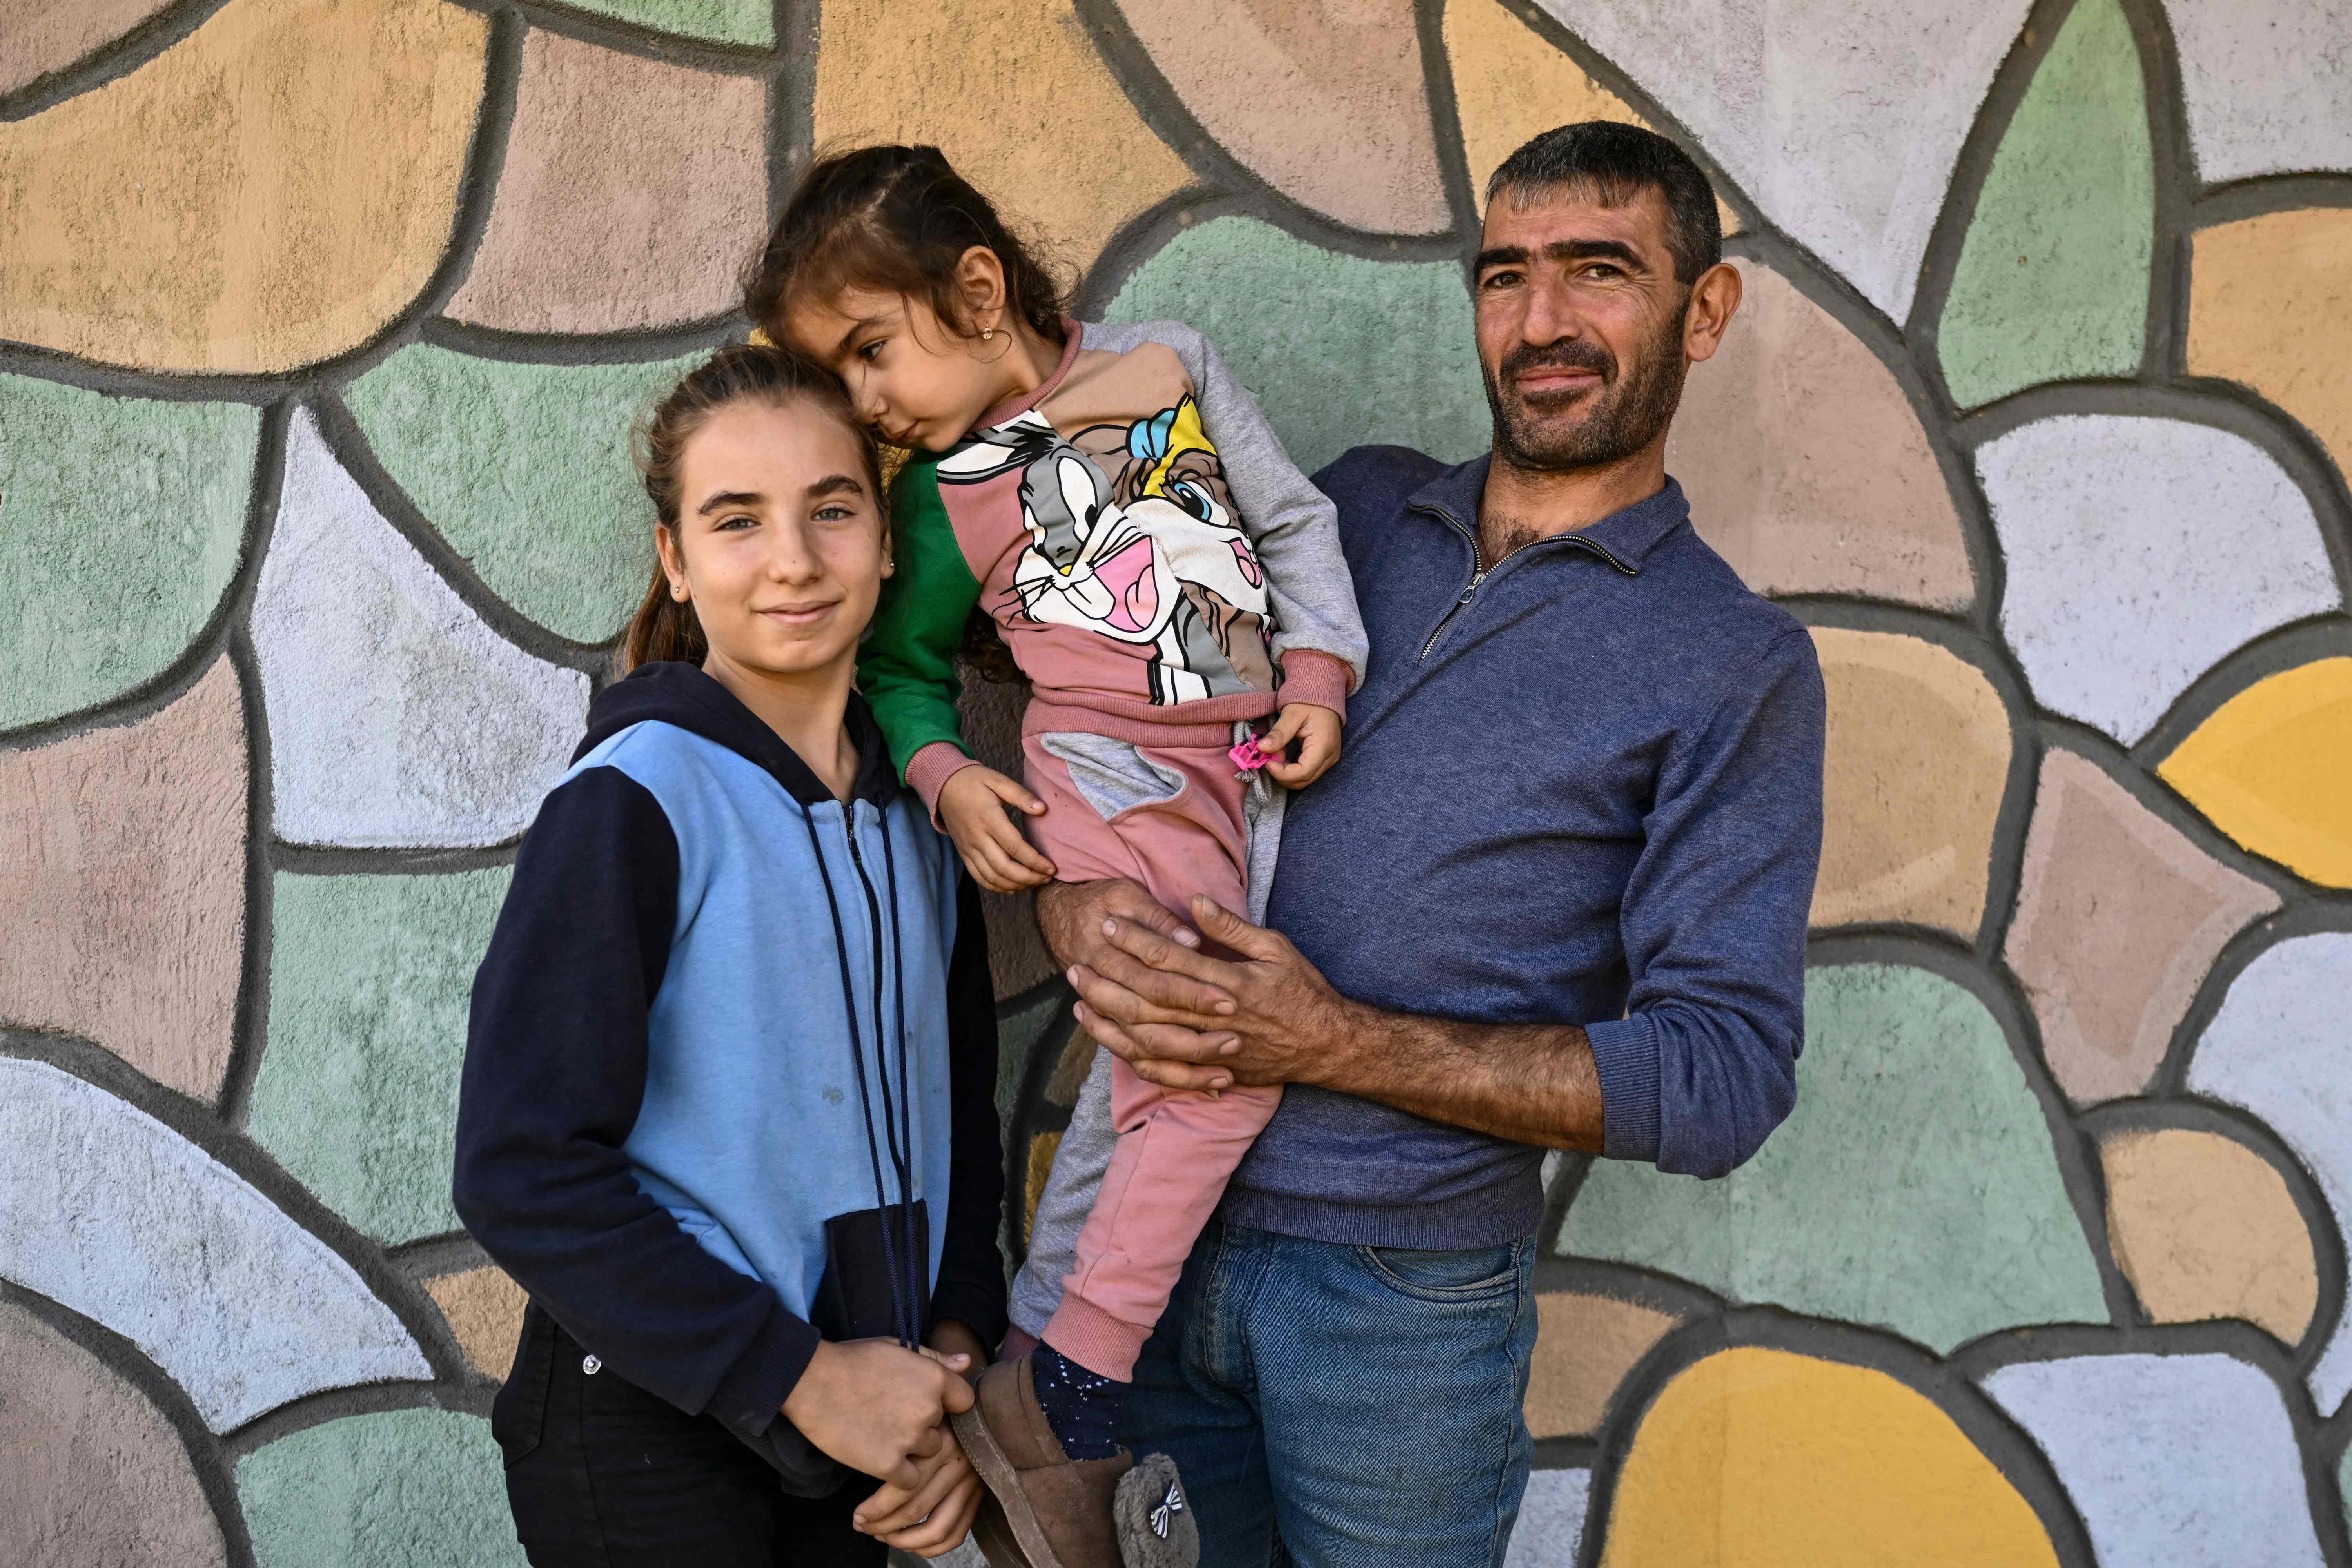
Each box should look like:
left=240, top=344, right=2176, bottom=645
left=1031, top=1341, right=1128, bottom=1461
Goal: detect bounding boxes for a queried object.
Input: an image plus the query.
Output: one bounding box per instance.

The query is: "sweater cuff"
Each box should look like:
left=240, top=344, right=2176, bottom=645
left=931, top=1278, right=1009, bottom=1350
left=708, top=1301, right=823, bottom=1439
left=1276, top=649, right=1354, bottom=717
left=906, top=742, right=980, bottom=825
left=1587, top=1013, right=1662, bottom=1164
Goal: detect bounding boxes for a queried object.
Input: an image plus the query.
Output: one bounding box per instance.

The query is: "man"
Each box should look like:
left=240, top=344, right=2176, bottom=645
left=1008, top=121, right=1826, bottom=1567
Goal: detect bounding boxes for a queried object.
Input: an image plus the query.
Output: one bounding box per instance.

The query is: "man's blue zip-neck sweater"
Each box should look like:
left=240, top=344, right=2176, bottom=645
left=454, top=663, right=1004, bottom=1444
left=1220, top=451, right=1826, bottom=1249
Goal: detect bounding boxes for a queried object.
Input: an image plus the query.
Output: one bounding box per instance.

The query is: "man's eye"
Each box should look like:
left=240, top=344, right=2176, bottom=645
left=1480, top=271, right=1521, bottom=290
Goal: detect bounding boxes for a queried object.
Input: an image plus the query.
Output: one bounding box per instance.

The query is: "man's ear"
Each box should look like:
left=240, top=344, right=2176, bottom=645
left=1682, top=260, right=1743, bottom=365
left=954, top=245, right=1009, bottom=333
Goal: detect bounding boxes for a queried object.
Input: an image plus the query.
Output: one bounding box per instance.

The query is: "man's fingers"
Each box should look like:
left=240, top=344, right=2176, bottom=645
left=1073, top=1004, right=1237, bottom=1088
left=1106, top=893, right=1199, bottom=946
left=1189, top=897, right=1289, bottom=960
left=1099, top=916, right=1236, bottom=991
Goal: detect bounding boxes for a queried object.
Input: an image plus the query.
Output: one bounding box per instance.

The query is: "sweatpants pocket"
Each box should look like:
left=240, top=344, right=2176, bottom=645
left=1038, top=731, right=1189, bottom=822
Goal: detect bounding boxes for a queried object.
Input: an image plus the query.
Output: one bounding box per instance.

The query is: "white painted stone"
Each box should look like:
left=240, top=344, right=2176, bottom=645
left=1538, top=0, right=2032, bottom=320
left=1504, top=1468, right=1591, bottom=1567
left=254, top=410, right=589, bottom=849
left=2168, top=0, right=2352, bottom=187
left=2189, top=933, right=2352, bottom=1412
left=0, top=1059, right=432, bottom=1431
left=1981, top=1352, right=2325, bottom=1565
left=1974, top=416, right=2339, bottom=743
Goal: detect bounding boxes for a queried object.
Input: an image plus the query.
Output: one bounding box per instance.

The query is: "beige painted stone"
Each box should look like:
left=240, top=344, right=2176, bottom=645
left=2100, top=1128, right=2318, bottom=1345
left=0, top=0, right=486, bottom=373
left=2189, top=209, right=2352, bottom=480
left=0, top=660, right=246, bottom=1103
left=446, top=30, right=764, bottom=334
left=0, top=1299, right=228, bottom=1567
left=813, top=0, right=1191, bottom=279
left=425, top=1264, right=529, bottom=1380
left=1115, top=0, right=1447, bottom=235
left=2005, top=750, right=2277, bottom=1104
left=1810, top=629, right=2009, bottom=938
left=0, top=0, right=174, bottom=96
left=1525, top=1290, right=1682, bottom=1438
left=1668, top=264, right=1972, bottom=610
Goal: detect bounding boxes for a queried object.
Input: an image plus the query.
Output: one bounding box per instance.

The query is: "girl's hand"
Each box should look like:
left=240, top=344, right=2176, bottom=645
left=780, top=1338, right=975, bottom=1490
left=1259, top=703, right=1342, bottom=789
left=853, top=1426, right=983, bottom=1555
left=937, top=765, right=1055, bottom=893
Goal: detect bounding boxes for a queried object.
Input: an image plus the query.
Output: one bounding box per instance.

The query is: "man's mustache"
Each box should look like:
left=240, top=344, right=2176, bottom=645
left=1498, top=339, right=1615, bottom=389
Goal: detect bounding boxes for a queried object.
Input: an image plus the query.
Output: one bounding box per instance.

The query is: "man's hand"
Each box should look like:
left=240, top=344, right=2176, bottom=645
left=938, top=765, right=1054, bottom=893
left=780, top=1338, right=975, bottom=1491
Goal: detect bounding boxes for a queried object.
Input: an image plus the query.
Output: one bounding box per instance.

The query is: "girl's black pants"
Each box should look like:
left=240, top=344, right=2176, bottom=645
left=494, top=1304, right=886, bottom=1568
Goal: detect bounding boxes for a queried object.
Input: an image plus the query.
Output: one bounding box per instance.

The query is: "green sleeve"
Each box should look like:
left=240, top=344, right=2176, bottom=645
left=860, top=457, right=984, bottom=780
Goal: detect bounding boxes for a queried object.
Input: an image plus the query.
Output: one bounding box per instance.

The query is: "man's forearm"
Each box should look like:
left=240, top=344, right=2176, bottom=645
left=1309, top=999, right=1607, bottom=1152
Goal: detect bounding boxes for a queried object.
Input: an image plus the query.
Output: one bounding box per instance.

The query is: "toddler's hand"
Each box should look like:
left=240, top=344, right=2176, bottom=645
left=938, top=765, right=1055, bottom=893
left=1259, top=703, right=1342, bottom=789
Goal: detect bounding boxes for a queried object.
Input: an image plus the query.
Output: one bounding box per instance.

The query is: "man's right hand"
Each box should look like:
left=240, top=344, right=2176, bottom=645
left=780, top=1338, right=975, bottom=1490
left=1035, top=880, right=1244, bottom=1093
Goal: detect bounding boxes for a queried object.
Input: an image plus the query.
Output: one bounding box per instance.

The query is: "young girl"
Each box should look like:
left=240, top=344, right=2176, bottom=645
left=752, top=146, right=1368, bottom=1567
left=454, top=345, right=1006, bottom=1565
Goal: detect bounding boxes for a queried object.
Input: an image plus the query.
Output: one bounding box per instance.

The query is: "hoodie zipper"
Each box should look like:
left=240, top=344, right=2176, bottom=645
left=1411, top=503, right=1639, bottom=662
left=842, top=804, right=921, bottom=1349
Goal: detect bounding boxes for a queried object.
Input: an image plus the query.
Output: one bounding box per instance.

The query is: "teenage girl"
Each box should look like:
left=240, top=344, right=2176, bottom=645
left=454, top=345, right=1006, bottom=1566
left=749, top=146, right=1369, bottom=1567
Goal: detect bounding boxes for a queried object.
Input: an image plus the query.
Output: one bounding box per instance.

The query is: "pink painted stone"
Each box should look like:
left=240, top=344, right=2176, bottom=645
left=2005, top=750, right=2277, bottom=1103
left=0, top=659, right=246, bottom=1103
left=0, top=0, right=174, bottom=97
left=445, top=29, right=766, bottom=334
left=1111, top=0, right=1450, bottom=235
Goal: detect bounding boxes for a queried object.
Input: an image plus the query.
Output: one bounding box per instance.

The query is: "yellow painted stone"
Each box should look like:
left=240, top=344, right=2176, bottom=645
left=1024, top=1130, right=1062, bottom=1246
left=2189, top=210, right=2352, bottom=478
left=1602, top=1348, right=2059, bottom=1568
left=813, top=0, right=1191, bottom=279
left=1443, top=0, right=1739, bottom=233
left=2158, top=658, right=2352, bottom=887
left=2100, top=1128, right=2317, bottom=1345
left=0, top=0, right=486, bottom=374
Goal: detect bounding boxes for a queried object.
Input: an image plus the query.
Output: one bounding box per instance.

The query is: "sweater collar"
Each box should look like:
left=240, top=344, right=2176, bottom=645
left=574, top=661, right=900, bottom=810
left=1406, top=453, right=1691, bottom=575
left=970, top=316, right=1085, bottom=431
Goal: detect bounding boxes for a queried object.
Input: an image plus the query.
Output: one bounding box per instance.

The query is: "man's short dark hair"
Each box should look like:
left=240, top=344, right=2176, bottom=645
left=1485, top=122, right=1722, bottom=286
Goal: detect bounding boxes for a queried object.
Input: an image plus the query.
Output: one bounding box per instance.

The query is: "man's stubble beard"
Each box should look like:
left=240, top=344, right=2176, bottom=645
left=1483, top=302, right=1690, bottom=474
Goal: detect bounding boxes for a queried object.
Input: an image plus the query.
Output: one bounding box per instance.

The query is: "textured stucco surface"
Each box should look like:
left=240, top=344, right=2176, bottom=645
left=2099, top=1128, right=2318, bottom=1345
left=2005, top=750, right=2277, bottom=1105
left=1666, top=264, right=1971, bottom=610
left=2166, top=0, right=2352, bottom=187
left=2188, top=208, right=2352, bottom=483
left=0, top=0, right=486, bottom=373
left=1809, top=629, right=2009, bottom=936
left=247, top=869, right=512, bottom=1244
left=1975, top=414, right=2340, bottom=743
left=254, top=411, right=587, bottom=849
left=424, top=1264, right=528, bottom=1381
left=236, top=1408, right=525, bottom=1568
left=343, top=345, right=699, bottom=642
left=1525, top=1292, right=1682, bottom=1438
left=0, top=0, right=175, bottom=96
left=0, top=659, right=246, bottom=1103
left=445, top=30, right=766, bottom=335
left=1938, top=0, right=2150, bottom=408
left=0, top=375, right=258, bottom=732
left=1564, top=965, right=2106, bottom=1353
left=1981, top=1353, right=2326, bottom=1567
left=1602, top=1348, right=2059, bottom=1566
left=1105, top=217, right=1487, bottom=476
left=2159, top=657, right=2352, bottom=887
left=1503, top=1468, right=1591, bottom=1568
left=559, top=0, right=770, bottom=47
left=0, top=1058, right=430, bottom=1430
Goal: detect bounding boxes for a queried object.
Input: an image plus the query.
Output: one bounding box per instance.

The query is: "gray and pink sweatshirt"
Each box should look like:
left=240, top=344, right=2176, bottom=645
left=860, top=318, right=1370, bottom=808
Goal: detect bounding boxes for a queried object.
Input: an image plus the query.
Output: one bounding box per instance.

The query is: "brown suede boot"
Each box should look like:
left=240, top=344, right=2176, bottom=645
left=952, top=1353, right=1128, bottom=1568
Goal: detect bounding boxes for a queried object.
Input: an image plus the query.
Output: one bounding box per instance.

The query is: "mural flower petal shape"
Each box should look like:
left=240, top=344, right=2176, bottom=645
left=2097, top=1127, right=2318, bottom=1345
left=2158, top=658, right=2352, bottom=888
left=2167, top=0, right=2352, bottom=187
left=2189, top=209, right=2352, bottom=499
left=0, top=0, right=177, bottom=97
left=237, top=1408, right=524, bottom=1568
left=552, top=0, right=769, bottom=47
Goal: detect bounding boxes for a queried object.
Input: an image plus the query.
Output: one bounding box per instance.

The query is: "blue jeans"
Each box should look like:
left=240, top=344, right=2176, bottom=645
left=1125, top=1220, right=1537, bottom=1568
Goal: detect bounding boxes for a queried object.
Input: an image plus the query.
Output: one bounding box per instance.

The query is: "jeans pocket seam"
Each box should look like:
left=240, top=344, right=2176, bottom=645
left=1356, top=1245, right=1521, bottom=1301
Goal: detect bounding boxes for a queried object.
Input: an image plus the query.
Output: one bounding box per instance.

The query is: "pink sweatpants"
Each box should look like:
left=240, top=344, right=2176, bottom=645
left=1021, top=729, right=1281, bottom=1381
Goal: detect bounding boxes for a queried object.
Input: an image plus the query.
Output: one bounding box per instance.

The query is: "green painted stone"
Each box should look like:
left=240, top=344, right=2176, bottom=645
left=2339, top=1442, right=2350, bottom=1541
left=555, top=0, right=770, bottom=47
left=237, top=1407, right=524, bottom=1568
left=1102, top=217, right=1488, bottom=477
left=0, top=375, right=257, bottom=731
left=1937, top=0, right=2151, bottom=407
left=247, top=869, right=510, bottom=1243
left=1560, top=964, right=2108, bottom=1353
left=342, top=345, right=708, bottom=643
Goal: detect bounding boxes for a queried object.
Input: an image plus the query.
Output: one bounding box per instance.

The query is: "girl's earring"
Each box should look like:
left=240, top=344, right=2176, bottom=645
left=671, top=583, right=688, bottom=601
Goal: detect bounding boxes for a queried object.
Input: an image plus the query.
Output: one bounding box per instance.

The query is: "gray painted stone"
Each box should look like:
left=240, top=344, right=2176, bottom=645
left=0, top=1059, right=429, bottom=1431
left=2188, top=933, right=2352, bottom=1412
left=1504, top=1468, right=1591, bottom=1567
left=252, top=410, right=587, bottom=849
left=1982, top=1352, right=2325, bottom=1565
left=2167, top=0, right=2352, bottom=187
left=237, top=1408, right=526, bottom=1568
left=1975, top=415, right=2339, bottom=742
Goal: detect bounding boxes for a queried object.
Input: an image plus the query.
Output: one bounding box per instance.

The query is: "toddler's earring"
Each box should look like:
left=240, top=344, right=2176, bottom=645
left=982, top=327, right=996, bottom=341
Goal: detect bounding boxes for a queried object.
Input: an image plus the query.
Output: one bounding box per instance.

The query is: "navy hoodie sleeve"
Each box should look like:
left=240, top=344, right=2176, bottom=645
left=453, top=766, right=818, bottom=1437
left=929, top=873, right=1008, bottom=1345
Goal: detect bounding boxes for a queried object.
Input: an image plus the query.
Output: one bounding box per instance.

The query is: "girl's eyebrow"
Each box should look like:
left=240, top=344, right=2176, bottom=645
left=695, top=489, right=763, bottom=516
left=805, top=474, right=865, bottom=500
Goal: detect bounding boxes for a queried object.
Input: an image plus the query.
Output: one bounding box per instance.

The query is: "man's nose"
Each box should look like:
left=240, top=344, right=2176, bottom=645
left=1521, top=277, right=1580, bottom=344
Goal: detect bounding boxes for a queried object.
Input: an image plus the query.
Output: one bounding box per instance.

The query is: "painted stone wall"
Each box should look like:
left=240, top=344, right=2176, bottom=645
left=2, top=1, right=2348, bottom=1564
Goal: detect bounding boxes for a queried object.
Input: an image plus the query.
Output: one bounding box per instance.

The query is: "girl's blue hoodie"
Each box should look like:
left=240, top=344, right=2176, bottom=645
left=454, top=661, right=1004, bottom=1448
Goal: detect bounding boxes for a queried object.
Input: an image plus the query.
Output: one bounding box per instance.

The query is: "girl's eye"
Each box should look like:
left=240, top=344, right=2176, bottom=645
left=858, top=339, right=885, bottom=362
left=715, top=513, right=757, bottom=532
left=813, top=505, right=856, bottom=523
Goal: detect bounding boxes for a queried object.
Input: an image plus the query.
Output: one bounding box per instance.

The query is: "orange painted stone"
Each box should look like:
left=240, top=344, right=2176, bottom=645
left=425, top=1264, right=529, bottom=1380
left=0, top=660, right=246, bottom=1103
left=0, top=0, right=486, bottom=373
left=2159, top=657, right=2352, bottom=888
left=2004, top=750, right=2277, bottom=1104
left=0, top=0, right=174, bottom=96
left=1525, top=1291, right=1683, bottom=1438
left=1810, top=629, right=2009, bottom=938
left=2189, top=209, right=2352, bottom=479
left=446, top=30, right=765, bottom=334
left=1667, top=264, right=1972, bottom=610
left=2099, top=1127, right=2318, bottom=1345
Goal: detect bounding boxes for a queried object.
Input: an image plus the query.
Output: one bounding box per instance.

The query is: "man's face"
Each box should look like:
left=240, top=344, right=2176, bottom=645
left=1473, top=183, right=1692, bottom=472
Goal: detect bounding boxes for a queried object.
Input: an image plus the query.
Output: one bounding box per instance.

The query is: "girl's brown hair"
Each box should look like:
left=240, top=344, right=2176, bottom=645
left=619, top=343, right=886, bottom=675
